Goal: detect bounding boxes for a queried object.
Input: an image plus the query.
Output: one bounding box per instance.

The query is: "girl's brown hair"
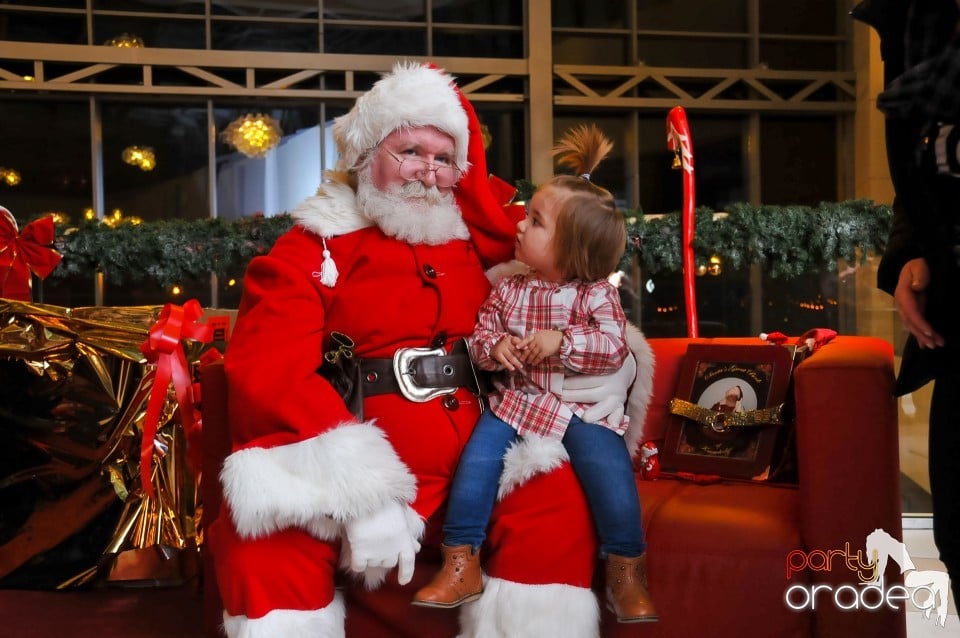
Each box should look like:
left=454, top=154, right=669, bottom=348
left=545, top=125, right=626, bottom=281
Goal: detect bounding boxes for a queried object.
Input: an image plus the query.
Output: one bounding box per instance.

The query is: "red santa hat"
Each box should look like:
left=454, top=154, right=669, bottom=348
left=330, top=61, right=522, bottom=270
left=332, top=61, right=470, bottom=172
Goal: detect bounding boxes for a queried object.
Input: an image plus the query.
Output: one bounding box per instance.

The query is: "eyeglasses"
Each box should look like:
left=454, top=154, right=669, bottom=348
left=383, top=149, right=463, bottom=188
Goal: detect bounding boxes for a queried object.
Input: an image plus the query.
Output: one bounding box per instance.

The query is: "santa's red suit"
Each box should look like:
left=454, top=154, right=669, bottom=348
left=208, top=62, right=654, bottom=638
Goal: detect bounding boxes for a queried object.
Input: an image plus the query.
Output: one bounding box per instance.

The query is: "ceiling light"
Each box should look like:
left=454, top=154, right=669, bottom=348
left=0, top=168, right=21, bottom=186
left=122, top=146, right=157, bottom=171
left=104, top=33, right=145, bottom=48
left=221, top=113, right=283, bottom=158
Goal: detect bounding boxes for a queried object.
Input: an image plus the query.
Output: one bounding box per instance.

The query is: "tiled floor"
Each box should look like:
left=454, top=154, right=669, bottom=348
left=896, top=382, right=956, bottom=636
left=903, top=524, right=957, bottom=636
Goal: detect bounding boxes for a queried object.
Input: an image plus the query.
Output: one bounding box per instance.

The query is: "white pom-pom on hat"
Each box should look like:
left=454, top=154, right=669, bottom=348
left=331, top=61, right=470, bottom=173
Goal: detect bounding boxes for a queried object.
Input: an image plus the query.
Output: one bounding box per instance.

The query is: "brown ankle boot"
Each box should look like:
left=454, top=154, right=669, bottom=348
left=412, top=544, right=483, bottom=608
left=605, top=553, right=658, bottom=623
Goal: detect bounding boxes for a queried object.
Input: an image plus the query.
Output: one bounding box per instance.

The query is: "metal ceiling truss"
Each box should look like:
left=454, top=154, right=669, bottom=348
left=554, top=64, right=856, bottom=113
left=0, top=42, right=854, bottom=113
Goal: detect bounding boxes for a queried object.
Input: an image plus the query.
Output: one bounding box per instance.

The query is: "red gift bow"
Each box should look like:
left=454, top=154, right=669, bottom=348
left=139, top=300, right=213, bottom=497
left=760, top=328, right=838, bottom=354
left=0, top=207, right=62, bottom=301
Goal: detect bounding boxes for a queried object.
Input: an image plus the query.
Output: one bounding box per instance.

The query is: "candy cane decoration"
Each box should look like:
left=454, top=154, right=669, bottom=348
left=666, top=106, right=698, bottom=338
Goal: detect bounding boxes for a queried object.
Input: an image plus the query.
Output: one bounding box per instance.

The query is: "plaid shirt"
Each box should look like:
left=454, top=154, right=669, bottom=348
left=876, top=0, right=960, bottom=121
left=468, top=273, right=629, bottom=439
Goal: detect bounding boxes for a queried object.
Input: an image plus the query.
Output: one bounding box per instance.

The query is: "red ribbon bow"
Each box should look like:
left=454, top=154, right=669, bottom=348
left=0, top=207, right=62, bottom=301
left=139, top=300, right=213, bottom=497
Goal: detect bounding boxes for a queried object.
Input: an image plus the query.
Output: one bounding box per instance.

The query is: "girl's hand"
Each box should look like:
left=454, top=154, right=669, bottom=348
left=492, top=335, right=525, bottom=371
left=518, top=330, right=563, bottom=366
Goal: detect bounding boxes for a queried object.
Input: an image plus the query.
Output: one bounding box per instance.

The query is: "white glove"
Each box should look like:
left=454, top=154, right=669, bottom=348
left=562, top=353, right=637, bottom=426
left=343, top=501, right=421, bottom=585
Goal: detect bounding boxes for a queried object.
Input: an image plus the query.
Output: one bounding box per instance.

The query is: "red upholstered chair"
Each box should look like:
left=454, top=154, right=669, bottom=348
left=200, top=335, right=906, bottom=638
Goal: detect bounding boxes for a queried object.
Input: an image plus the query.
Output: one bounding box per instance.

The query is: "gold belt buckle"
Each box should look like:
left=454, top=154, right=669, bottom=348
left=392, top=346, right=458, bottom=403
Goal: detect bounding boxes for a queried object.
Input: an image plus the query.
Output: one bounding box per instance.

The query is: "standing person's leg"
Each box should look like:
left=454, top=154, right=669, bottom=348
left=929, top=370, right=960, bottom=607
left=563, top=415, right=656, bottom=623
left=413, top=411, right=516, bottom=608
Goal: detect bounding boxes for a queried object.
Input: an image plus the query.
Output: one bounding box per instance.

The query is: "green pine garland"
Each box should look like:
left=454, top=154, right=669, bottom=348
left=622, top=199, right=892, bottom=277
left=38, top=199, right=891, bottom=288
left=53, top=215, right=294, bottom=286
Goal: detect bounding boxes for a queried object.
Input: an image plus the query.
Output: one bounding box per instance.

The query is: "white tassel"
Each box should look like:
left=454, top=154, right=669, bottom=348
left=319, top=238, right=338, bottom=287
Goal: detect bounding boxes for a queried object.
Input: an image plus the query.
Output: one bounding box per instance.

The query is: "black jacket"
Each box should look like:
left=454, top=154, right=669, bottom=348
left=853, top=0, right=960, bottom=393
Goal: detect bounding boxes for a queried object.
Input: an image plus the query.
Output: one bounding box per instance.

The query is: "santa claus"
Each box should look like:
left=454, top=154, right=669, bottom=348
left=208, top=61, right=654, bottom=637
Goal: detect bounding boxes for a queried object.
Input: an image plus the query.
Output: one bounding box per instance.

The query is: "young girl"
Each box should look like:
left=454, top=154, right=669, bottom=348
left=413, top=125, right=657, bottom=623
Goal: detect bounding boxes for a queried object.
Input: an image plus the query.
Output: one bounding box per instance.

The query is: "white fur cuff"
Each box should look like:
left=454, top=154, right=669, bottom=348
left=222, top=591, right=346, bottom=638
left=457, top=577, right=599, bottom=638
left=221, top=422, right=417, bottom=539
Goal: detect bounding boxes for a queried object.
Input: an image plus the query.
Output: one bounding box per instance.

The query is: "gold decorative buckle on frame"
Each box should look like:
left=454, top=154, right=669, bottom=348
left=668, top=398, right=785, bottom=434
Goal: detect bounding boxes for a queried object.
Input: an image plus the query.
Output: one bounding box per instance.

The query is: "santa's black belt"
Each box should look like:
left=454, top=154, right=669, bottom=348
left=359, top=341, right=480, bottom=402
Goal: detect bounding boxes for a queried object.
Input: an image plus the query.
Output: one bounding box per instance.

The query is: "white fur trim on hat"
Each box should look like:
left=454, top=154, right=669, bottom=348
left=332, top=61, right=469, bottom=172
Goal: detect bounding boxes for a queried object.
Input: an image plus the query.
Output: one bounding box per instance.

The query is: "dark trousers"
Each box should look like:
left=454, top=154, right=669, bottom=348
left=930, top=370, right=960, bottom=606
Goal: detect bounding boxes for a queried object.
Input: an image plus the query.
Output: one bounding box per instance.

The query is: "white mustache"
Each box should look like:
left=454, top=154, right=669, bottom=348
left=400, top=180, right=445, bottom=204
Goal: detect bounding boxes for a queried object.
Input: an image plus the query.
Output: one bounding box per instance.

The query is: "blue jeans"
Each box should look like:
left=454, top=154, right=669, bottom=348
left=443, top=412, right=646, bottom=558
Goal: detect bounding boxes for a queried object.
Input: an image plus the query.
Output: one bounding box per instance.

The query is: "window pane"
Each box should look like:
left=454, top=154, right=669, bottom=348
left=475, top=106, right=526, bottom=191
left=637, top=267, right=752, bottom=337
left=760, top=40, right=841, bottom=72
left=760, top=2, right=841, bottom=36
left=104, top=276, right=211, bottom=307
left=0, top=10, right=86, bottom=44
left=554, top=34, right=629, bottom=65
left=36, top=275, right=96, bottom=308
left=0, top=98, right=92, bottom=306
left=215, top=104, right=330, bottom=221
left=553, top=0, right=629, bottom=29
left=94, top=16, right=205, bottom=48
left=434, top=28, right=523, bottom=58
left=324, top=26, right=426, bottom=55
left=0, top=98, right=91, bottom=225
left=760, top=116, right=837, bottom=205
left=9, top=0, right=84, bottom=7
left=761, top=271, right=841, bottom=334
left=101, top=101, right=210, bottom=222
left=637, top=36, right=748, bottom=68
left=212, top=20, right=319, bottom=52
left=213, top=1, right=318, bottom=19
left=637, top=115, right=745, bottom=214
left=93, top=0, right=203, bottom=14
left=218, top=275, right=245, bottom=309
left=636, top=0, right=746, bottom=33
left=435, top=1, right=521, bottom=26
left=323, top=1, right=426, bottom=21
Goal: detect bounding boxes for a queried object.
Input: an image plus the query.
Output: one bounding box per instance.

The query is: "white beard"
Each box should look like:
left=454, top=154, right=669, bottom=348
left=356, top=168, right=470, bottom=245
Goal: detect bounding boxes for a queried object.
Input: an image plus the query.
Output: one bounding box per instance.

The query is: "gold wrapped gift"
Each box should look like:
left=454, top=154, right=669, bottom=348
left=0, top=299, right=218, bottom=588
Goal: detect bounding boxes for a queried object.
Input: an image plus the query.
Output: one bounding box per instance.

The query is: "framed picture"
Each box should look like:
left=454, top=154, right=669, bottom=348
left=660, top=344, right=795, bottom=480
